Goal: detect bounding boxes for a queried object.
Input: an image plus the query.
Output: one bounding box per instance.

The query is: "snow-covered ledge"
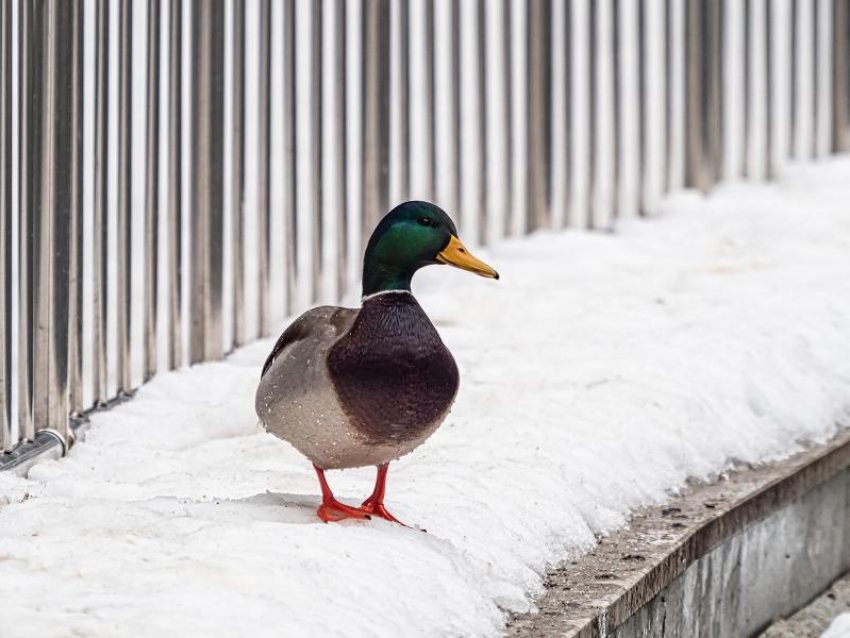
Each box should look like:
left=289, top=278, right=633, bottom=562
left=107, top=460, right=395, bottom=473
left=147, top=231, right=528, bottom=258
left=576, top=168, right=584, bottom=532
left=1, top=159, right=849, bottom=637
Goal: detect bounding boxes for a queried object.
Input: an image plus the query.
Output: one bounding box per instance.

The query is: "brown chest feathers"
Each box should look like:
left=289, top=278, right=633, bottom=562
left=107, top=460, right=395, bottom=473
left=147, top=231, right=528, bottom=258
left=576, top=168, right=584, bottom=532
left=326, top=292, right=459, bottom=444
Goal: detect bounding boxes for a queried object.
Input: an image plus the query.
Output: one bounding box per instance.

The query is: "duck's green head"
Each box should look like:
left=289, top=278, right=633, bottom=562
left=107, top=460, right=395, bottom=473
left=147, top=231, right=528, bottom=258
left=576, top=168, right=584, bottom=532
left=361, top=201, right=499, bottom=297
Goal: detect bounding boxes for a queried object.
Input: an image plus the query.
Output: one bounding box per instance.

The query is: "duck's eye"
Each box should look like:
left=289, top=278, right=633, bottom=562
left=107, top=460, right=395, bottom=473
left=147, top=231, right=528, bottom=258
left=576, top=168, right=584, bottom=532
left=417, top=217, right=432, bottom=227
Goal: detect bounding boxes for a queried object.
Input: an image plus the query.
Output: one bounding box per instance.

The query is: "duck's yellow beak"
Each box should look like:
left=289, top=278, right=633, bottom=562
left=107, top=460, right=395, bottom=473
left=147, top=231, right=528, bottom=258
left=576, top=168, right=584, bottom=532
left=436, top=235, right=500, bottom=280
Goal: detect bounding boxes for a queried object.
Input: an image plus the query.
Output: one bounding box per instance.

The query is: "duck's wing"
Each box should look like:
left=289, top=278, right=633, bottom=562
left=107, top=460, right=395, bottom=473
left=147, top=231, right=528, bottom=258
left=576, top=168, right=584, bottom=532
left=260, top=306, right=358, bottom=379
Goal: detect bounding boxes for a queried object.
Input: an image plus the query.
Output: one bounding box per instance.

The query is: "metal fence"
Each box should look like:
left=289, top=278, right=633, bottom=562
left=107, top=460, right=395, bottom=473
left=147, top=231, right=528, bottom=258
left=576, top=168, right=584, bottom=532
left=1, top=0, right=849, bottom=470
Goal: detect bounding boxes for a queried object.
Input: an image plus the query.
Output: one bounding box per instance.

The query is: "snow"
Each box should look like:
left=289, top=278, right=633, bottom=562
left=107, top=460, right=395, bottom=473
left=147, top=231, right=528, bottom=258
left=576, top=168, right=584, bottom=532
left=824, top=614, right=850, bottom=638
left=2, top=157, right=850, bottom=637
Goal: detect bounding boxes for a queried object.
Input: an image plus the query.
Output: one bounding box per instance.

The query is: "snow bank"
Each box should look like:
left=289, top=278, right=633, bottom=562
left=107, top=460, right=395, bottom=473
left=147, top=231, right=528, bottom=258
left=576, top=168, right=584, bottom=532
left=824, top=614, right=850, bottom=638
left=2, top=158, right=850, bottom=637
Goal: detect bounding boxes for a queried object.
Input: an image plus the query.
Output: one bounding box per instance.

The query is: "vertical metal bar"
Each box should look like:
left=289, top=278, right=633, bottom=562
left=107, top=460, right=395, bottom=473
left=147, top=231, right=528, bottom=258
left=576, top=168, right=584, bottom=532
left=764, top=0, right=773, bottom=179
left=424, top=0, right=436, bottom=201
left=282, top=0, right=297, bottom=316
left=93, top=0, right=109, bottom=400
left=709, top=0, right=724, bottom=183
left=116, top=0, right=132, bottom=393
left=684, top=0, right=707, bottom=191
left=811, top=0, right=819, bottom=158
left=68, top=0, right=83, bottom=416
left=790, top=0, right=798, bottom=158
left=502, top=0, right=513, bottom=235
left=398, top=0, right=410, bottom=202
left=477, top=0, right=487, bottom=244
left=526, top=0, right=551, bottom=231
left=144, top=0, right=161, bottom=382
left=189, top=0, right=225, bottom=363
left=612, top=0, right=621, bottom=218
left=18, top=0, right=35, bottom=442
left=833, top=0, right=850, bottom=152
left=361, top=0, right=390, bottom=252
left=450, top=0, right=461, bottom=224
left=231, top=0, right=245, bottom=346
left=334, top=0, right=348, bottom=299
left=36, top=0, right=74, bottom=436
left=310, top=0, right=323, bottom=303
left=664, top=0, right=673, bottom=191
left=0, top=0, right=11, bottom=451
left=637, top=0, right=647, bottom=214
left=257, top=0, right=271, bottom=329
left=168, top=0, right=183, bottom=369
left=742, top=0, right=751, bottom=178
left=588, top=0, right=598, bottom=227
left=563, top=0, right=572, bottom=225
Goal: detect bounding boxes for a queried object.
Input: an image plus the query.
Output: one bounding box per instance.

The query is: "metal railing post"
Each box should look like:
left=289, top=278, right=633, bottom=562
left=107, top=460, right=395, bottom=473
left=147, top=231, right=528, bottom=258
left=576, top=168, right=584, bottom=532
left=424, top=0, right=436, bottom=202
left=526, top=0, right=551, bottom=231
left=834, top=0, right=850, bottom=151
left=502, top=0, right=513, bottom=235
left=310, top=0, right=323, bottom=303
left=588, top=0, right=598, bottom=228
left=361, top=0, right=390, bottom=249
left=93, top=0, right=109, bottom=401
left=258, top=0, right=272, bottom=330
left=144, top=0, right=161, bottom=382
left=18, top=0, right=35, bottom=443
left=398, top=0, right=410, bottom=203
left=116, top=0, right=132, bottom=393
left=189, top=0, right=225, bottom=363
left=450, top=0, right=461, bottom=226
left=168, top=0, right=183, bottom=369
left=334, top=0, right=348, bottom=299
left=282, top=0, right=297, bottom=316
left=231, top=0, right=245, bottom=347
left=0, top=0, right=11, bottom=452
left=68, top=0, right=83, bottom=418
left=34, top=0, right=75, bottom=439
left=477, top=0, right=487, bottom=244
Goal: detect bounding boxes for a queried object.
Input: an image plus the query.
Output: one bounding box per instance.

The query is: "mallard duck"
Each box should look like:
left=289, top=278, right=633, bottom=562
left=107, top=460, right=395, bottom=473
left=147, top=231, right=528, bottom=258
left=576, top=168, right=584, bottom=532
left=255, top=201, right=499, bottom=525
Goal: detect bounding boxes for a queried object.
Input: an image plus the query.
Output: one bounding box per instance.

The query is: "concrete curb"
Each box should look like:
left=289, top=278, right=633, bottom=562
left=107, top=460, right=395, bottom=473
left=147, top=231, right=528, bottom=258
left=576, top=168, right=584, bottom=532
left=507, top=428, right=850, bottom=637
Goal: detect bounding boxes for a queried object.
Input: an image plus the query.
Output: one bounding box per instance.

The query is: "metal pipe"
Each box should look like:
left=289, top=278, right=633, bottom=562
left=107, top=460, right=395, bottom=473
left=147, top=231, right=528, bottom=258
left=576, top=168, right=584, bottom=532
left=833, top=0, right=850, bottom=152
left=18, top=0, right=35, bottom=442
left=664, top=0, right=674, bottom=191
left=791, top=0, right=798, bottom=159
left=477, top=0, right=487, bottom=244
left=450, top=0, right=461, bottom=225
left=361, top=0, right=390, bottom=252
left=398, top=0, right=410, bottom=202
left=502, top=0, right=513, bottom=235
left=116, top=0, right=132, bottom=393
left=588, top=0, right=598, bottom=227
left=637, top=0, right=647, bottom=215
left=424, top=0, right=436, bottom=202
left=282, top=0, right=297, bottom=316
left=168, top=0, right=183, bottom=369
left=144, top=0, right=161, bottom=382
left=710, top=0, right=724, bottom=183
left=0, top=0, right=11, bottom=451
left=189, top=0, right=225, bottom=363
left=742, top=0, right=751, bottom=178
left=612, top=0, right=621, bottom=218
left=68, top=0, right=83, bottom=415
left=258, top=0, right=271, bottom=329
left=526, top=0, right=551, bottom=231
left=93, top=0, right=109, bottom=401
left=765, top=0, right=773, bottom=180
left=334, top=0, right=348, bottom=299
left=35, top=0, right=74, bottom=437
left=684, top=0, right=708, bottom=192
left=311, top=0, right=323, bottom=303
left=231, top=0, right=245, bottom=346
left=811, top=0, right=819, bottom=158
left=563, top=0, right=572, bottom=225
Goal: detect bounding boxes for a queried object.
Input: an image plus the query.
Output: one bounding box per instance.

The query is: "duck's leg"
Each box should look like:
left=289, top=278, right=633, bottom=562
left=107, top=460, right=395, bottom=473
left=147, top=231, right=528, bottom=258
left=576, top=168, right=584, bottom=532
left=360, top=463, right=406, bottom=525
left=313, top=465, right=371, bottom=523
